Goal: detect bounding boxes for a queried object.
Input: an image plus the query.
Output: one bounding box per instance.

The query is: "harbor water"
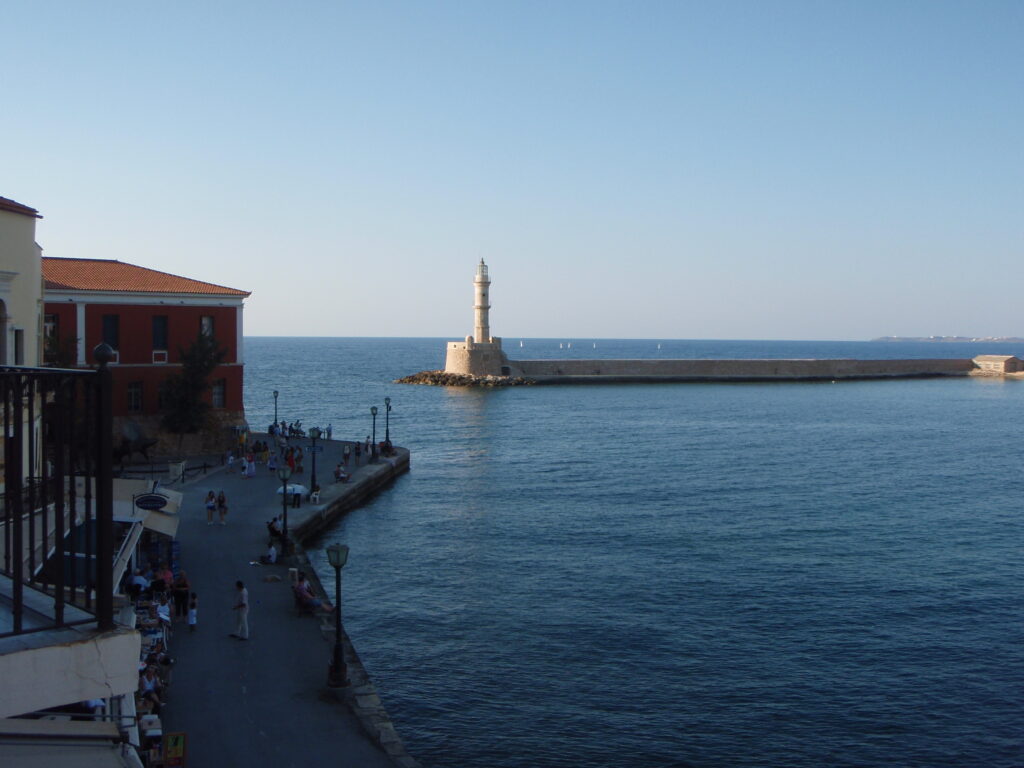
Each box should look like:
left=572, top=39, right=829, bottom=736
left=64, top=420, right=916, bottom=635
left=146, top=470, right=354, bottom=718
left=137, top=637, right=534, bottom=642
left=245, top=338, right=1024, bottom=768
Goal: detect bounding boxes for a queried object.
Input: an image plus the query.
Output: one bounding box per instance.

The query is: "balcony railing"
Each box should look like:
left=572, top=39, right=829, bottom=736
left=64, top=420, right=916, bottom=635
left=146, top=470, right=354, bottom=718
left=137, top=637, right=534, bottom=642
left=1, top=348, right=114, bottom=637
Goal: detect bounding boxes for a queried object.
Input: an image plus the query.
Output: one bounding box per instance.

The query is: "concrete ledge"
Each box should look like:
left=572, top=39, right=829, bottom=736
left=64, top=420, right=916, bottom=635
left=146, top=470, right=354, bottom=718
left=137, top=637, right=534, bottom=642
left=285, top=449, right=419, bottom=767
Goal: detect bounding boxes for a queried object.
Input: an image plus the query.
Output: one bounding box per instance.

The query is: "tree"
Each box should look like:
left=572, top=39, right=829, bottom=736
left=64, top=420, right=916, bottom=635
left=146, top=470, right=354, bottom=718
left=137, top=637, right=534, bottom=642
left=43, top=333, right=78, bottom=367
left=160, top=332, right=226, bottom=444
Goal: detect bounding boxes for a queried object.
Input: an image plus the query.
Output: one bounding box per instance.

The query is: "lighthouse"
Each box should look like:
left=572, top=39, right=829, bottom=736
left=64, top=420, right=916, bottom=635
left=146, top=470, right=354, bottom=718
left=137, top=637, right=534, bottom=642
left=444, top=260, right=509, bottom=376
left=474, top=259, right=491, bottom=343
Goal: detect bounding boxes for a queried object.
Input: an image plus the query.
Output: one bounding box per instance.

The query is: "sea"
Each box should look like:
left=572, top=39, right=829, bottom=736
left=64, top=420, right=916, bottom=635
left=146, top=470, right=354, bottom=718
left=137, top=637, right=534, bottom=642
left=244, top=338, right=1024, bottom=768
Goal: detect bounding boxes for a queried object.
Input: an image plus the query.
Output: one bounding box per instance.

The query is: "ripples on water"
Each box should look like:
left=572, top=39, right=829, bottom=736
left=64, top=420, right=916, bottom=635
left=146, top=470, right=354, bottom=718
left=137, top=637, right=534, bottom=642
left=246, top=338, right=1024, bottom=768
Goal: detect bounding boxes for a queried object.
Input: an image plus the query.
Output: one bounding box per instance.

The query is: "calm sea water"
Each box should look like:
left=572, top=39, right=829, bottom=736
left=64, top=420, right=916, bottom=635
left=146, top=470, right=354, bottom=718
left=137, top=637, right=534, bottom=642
left=245, top=338, right=1024, bottom=768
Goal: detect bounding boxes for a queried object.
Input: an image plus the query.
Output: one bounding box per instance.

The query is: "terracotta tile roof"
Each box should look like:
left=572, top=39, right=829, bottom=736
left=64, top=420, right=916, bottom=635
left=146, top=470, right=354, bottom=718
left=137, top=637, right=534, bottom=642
left=42, top=258, right=250, bottom=297
left=0, top=195, right=41, bottom=218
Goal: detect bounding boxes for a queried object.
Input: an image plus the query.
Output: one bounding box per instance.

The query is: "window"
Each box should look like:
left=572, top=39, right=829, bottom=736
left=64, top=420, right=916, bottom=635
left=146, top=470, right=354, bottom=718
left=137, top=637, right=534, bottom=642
left=157, top=381, right=170, bottom=410
left=152, top=315, right=168, bottom=350
left=127, top=382, right=143, bottom=412
left=212, top=379, right=226, bottom=408
left=14, top=329, right=24, bottom=365
left=102, top=314, right=120, bottom=349
left=44, top=313, right=59, bottom=340
left=200, top=316, right=214, bottom=338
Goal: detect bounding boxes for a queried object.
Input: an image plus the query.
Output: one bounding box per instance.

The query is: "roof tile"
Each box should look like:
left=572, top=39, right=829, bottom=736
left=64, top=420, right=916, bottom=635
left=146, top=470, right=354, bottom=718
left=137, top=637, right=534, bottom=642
left=42, top=258, right=250, bottom=297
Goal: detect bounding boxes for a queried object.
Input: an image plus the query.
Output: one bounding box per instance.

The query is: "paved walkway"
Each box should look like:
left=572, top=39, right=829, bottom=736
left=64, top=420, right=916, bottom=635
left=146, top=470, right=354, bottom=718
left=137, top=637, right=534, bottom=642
left=161, top=436, right=402, bottom=768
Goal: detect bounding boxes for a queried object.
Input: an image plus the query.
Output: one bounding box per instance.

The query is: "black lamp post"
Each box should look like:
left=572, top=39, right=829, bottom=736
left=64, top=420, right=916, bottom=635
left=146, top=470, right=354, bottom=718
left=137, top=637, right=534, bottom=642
left=370, top=406, right=378, bottom=463
left=278, top=465, right=292, bottom=554
left=326, top=543, right=350, bottom=688
left=273, top=390, right=279, bottom=426
left=384, top=397, right=391, bottom=446
left=308, top=426, right=321, bottom=494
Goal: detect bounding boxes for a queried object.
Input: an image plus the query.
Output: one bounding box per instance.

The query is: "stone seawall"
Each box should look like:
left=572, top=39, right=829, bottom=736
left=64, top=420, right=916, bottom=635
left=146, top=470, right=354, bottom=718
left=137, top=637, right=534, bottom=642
left=292, top=450, right=410, bottom=541
left=509, top=358, right=977, bottom=382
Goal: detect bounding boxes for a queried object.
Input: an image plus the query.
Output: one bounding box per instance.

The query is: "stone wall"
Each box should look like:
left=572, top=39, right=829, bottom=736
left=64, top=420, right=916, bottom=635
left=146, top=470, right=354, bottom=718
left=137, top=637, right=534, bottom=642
left=505, top=358, right=977, bottom=381
left=444, top=337, right=508, bottom=376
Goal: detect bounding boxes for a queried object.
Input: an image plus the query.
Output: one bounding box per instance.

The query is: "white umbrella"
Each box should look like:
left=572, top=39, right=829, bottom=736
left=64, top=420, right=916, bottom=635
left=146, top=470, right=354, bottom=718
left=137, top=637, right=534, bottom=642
left=276, top=484, right=308, bottom=495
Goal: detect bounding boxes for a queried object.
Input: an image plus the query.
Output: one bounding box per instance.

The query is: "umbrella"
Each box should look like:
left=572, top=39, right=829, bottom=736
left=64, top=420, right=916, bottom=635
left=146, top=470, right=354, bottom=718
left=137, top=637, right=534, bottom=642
left=276, top=484, right=308, bottom=495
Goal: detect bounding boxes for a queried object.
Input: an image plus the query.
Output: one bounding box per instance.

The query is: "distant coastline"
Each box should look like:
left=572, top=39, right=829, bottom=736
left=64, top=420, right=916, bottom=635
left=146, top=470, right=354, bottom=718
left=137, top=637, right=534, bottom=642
left=872, top=336, right=1024, bottom=343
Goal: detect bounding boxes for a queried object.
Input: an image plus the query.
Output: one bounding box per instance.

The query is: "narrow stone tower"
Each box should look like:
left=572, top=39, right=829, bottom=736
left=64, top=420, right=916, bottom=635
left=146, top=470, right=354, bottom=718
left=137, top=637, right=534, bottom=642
left=474, top=259, right=491, bottom=343
left=444, top=260, right=508, bottom=376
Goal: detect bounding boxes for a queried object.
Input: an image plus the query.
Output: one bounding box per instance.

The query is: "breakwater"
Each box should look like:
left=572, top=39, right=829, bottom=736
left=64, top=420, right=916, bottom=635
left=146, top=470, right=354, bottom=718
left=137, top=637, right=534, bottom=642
left=407, top=357, right=1005, bottom=386
left=509, top=357, right=977, bottom=382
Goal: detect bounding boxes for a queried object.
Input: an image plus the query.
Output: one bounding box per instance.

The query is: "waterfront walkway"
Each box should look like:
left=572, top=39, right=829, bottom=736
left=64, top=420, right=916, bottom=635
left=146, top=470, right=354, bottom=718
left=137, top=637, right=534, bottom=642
left=161, top=435, right=411, bottom=768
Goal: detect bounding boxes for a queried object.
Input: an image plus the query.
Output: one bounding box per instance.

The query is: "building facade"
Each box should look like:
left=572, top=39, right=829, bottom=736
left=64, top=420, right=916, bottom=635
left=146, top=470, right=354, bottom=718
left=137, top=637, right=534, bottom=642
left=42, top=258, right=250, bottom=445
left=0, top=196, right=43, bottom=367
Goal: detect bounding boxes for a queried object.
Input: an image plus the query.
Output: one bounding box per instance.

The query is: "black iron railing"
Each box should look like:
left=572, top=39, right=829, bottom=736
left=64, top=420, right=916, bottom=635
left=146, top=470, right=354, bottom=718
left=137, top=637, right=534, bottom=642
left=1, top=349, right=114, bottom=637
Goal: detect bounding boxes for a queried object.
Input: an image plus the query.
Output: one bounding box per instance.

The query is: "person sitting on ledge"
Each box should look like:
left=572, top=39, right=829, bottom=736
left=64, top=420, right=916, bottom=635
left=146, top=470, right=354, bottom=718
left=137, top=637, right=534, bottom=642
left=333, top=463, right=348, bottom=483
left=267, top=516, right=284, bottom=539
left=260, top=542, right=278, bottom=564
left=293, top=572, right=333, bottom=613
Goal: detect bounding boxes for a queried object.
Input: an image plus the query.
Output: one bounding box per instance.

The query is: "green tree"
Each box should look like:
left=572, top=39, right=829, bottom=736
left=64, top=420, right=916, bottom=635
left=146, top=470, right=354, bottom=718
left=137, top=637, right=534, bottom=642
left=160, top=333, right=226, bottom=442
left=43, top=333, right=79, bottom=367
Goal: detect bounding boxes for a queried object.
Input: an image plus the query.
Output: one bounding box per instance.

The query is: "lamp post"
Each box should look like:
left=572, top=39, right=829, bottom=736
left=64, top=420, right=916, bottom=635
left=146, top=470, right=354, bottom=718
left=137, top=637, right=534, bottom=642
left=308, top=426, right=321, bottom=494
left=278, top=465, right=292, bottom=554
left=384, top=397, right=391, bottom=446
left=370, top=406, right=378, bottom=463
left=326, top=543, right=350, bottom=688
left=273, top=390, right=279, bottom=427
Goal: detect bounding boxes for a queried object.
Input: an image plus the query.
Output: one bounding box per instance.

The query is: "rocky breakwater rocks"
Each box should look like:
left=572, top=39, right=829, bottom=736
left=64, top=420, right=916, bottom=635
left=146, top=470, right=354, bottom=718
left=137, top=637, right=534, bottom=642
left=396, top=370, right=534, bottom=387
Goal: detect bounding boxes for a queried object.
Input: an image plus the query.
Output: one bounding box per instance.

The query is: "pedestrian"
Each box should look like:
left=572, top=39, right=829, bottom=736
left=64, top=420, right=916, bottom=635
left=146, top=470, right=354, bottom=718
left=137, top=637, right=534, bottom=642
left=268, top=452, right=278, bottom=471
left=205, top=491, right=216, bottom=525
left=172, top=571, right=191, bottom=620
left=364, top=436, right=371, bottom=455
left=245, top=451, right=256, bottom=478
left=188, top=592, right=198, bottom=632
left=326, top=423, right=332, bottom=441
left=231, top=580, right=249, bottom=640
left=217, top=490, right=228, bottom=525
left=343, top=444, right=350, bottom=466
left=226, top=451, right=235, bottom=473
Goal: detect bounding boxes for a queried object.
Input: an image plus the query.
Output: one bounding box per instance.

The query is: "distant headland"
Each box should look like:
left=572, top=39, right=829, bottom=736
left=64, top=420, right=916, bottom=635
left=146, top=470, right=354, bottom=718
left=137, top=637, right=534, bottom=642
left=873, top=336, right=1024, bottom=343
left=398, top=262, right=1024, bottom=387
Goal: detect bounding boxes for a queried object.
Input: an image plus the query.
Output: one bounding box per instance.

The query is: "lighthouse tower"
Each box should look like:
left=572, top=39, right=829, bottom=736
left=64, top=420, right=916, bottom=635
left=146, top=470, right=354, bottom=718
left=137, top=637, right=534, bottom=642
left=474, top=259, right=491, bottom=343
left=444, top=260, right=509, bottom=376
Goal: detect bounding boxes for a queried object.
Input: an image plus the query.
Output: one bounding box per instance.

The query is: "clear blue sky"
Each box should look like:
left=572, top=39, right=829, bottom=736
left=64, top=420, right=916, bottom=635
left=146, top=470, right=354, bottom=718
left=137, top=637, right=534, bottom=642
left=3, top=1, right=1021, bottom=339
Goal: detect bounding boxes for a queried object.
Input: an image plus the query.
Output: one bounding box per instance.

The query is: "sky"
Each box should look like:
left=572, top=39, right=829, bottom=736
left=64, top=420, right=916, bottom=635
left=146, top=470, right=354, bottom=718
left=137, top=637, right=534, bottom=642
left=2, top=1, right=1021, bottom=340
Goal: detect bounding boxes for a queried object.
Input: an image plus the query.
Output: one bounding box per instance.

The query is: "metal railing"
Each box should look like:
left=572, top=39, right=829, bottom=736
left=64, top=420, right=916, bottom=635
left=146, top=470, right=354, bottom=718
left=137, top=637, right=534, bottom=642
left=1, top=351, right=114, bottom=637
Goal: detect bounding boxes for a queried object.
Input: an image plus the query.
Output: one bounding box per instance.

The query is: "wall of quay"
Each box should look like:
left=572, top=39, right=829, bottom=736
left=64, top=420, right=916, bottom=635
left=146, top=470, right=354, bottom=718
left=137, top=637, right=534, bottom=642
left=506, top=358, right=977, bottom=381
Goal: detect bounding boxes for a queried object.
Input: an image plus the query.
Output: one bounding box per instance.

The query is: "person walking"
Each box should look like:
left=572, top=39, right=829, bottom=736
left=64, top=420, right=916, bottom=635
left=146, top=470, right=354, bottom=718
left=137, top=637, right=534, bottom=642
left=188, top=592, right=198, bottom=633
left=172, top=571, right=191, bottom=621
left=217, top=491, right=228, bottom=525
left=231, top=580, right=249, bottom=640
left=205, top=491, right=216, bottom=525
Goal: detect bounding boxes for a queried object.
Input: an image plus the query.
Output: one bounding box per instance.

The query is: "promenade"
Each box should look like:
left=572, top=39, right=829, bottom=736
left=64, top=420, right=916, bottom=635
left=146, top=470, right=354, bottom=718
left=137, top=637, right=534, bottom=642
left=160, top=435, right=412, bottom=768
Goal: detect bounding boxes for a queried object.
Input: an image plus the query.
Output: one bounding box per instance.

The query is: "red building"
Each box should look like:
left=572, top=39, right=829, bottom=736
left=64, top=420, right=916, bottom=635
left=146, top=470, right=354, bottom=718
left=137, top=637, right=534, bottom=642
left=42, top=258, right=251, bottom=445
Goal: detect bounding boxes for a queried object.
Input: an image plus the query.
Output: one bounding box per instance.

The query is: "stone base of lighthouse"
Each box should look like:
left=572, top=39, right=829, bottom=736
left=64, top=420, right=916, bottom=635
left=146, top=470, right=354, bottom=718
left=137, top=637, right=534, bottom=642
left=445, top=336, right=510, bottom=376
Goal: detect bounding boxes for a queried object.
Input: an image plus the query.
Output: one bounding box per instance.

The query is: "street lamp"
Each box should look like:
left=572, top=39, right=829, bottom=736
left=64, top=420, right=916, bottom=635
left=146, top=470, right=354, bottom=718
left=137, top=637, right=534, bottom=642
left=325, top=543, right=350, bottom=688
left=384, top=397, right=392, bottom=447
left=370, top=406, right=378, bottom=463
left=273, top=390, right=279, bottom=427
left=277, top=465, right=292, bottom=554
left=308, top=426, right=321, bottom=495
